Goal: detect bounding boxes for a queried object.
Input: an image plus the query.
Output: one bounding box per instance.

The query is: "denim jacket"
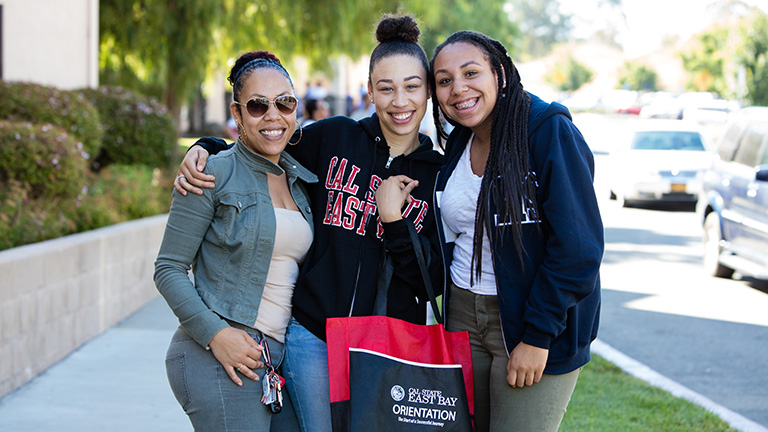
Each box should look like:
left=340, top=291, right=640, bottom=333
left=154, top=140, right=317, bottom=347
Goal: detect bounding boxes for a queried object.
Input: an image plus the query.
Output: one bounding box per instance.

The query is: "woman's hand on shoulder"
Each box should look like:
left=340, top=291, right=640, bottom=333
left=208, top=326, right=264, bottom=386
left=174, top=146, right=216, bottom=196
left=375, top=175, right=419, bottom=223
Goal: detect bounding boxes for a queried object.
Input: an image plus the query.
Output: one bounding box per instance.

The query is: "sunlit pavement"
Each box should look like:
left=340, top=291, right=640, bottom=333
left=594, top=197, right=768, bottom=431
left=0, top=297, right=189, bottom=432
left=599, top=200, right=768, bottom=328
left=580, top=112, right=768, bottom=431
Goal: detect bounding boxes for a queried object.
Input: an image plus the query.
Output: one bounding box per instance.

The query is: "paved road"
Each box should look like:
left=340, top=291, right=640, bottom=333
left=580, top=113, right=768, bottom=429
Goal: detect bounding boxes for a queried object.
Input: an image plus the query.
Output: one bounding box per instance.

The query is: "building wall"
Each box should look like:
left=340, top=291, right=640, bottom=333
left=1, top=0, right=98, bottom=89
left=0, top=215, right=167, bottom=398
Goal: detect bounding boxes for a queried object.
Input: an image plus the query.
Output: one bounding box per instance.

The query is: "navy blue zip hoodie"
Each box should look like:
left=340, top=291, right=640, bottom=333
left=434, top=93, right=603, bottom=374
left=196, top=113, right=444, bottom=341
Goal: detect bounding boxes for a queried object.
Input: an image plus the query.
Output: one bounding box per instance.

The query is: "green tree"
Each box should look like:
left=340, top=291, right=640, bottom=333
left=100, top=0, right=225, bottom=126
left=417, top=0, right=521, bottom=59
left=504, top=0, right=573, bottom=58
left=617, top=62, right=658, bottom=91
left=546, top=55, right=593, bottom=92
left=100, top=0, right=421, bottom=123
left=679, top=28, right=730, bottom=96
left=218, top=0, right=519, bottom=70
left=99, top=0, right=525, bottom=127
left=220, top=0, right=403, bottom=70
left=735, top=11, right=768, bottom=105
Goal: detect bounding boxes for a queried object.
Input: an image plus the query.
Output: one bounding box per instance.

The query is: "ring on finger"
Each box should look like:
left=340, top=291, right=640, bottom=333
left=176, top=174, right=186, bottom=182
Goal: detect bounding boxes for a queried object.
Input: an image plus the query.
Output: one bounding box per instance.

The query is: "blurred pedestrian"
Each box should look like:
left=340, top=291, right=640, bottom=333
left=305, top=80, right=328, bottom=100
left=224, top=116, right=238, bottom=141
left=350, top=89, right=375, bottom=120
left=301, top=98, right=330, bottom=127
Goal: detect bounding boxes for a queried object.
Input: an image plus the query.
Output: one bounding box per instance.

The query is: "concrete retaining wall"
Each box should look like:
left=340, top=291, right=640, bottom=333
left=0, top=214, right=168, bottom=398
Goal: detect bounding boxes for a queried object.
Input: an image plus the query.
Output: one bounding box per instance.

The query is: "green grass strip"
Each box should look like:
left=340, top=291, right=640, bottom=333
left=561, top=354, right=737, bottom=431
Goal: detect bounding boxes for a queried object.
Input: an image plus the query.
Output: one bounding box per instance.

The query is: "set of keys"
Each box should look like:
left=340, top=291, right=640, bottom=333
left=259, top=337, right=284, bottom=414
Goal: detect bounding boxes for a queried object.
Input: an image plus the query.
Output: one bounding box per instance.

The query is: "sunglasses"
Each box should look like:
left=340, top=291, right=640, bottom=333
left=235, top=95, right=298, bottom=117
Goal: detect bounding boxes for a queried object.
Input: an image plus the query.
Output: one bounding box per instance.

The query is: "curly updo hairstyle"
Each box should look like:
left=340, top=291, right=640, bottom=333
left=368, top=14, right=429, bottom=81
left=228, top=51, right=294, bottom=103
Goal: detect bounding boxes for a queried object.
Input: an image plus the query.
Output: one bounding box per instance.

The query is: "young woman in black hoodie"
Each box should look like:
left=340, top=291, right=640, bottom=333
left=173, top=15, right=441, bottom=432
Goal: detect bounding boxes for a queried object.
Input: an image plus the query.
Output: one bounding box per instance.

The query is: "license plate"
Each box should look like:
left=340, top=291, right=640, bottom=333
left=670, top=183, right=686, bottom=193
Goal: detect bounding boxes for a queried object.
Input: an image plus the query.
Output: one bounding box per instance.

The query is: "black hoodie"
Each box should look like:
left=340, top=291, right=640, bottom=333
left=197, top=113, right=444, bottom=341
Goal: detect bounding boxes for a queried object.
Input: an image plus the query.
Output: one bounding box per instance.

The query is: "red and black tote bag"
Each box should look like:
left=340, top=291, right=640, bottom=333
left=326, top=224, right=474, bottom=431
left=327, top=316, right=474, bottom=431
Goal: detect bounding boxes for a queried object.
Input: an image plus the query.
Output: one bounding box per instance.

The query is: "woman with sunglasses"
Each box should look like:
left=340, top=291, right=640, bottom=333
left=429, top=31, right=603, bottom=431
left=173, top=15, right=442, bottom=432
left=154, top=51, right=313, bottom=431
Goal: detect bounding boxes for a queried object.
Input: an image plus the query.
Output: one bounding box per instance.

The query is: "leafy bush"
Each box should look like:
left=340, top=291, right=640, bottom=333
left=0, top=179, right=80, bottom=250
left=618, top=62, right=659, bottom=91
left=736, top=11, right=768, bottom=106
left=0, top=81, right=178, bottom=252
left=0, top=164, right=174, bottom=251
left=546, top=55, right=594, bottom=92
left=0, top=120, right=90, bottom=199
left=0, top=81, right=103, bottom=158
left=81, top=164, right=173, bottom=222
left=77, top=86, right=178, bottom=170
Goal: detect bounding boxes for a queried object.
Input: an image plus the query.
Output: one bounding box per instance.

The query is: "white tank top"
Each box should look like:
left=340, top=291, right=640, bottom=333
left=441, top=135, right=497, bottom=295
left=253, top=207, right=312, bottom=342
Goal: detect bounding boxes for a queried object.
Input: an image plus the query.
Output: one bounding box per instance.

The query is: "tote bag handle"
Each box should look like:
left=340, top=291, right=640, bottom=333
left=374, top=223, right=442, bottom=324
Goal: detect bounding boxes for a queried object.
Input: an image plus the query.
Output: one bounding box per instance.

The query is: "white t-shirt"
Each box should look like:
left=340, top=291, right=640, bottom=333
left=441, top=135, right=497, bottom=295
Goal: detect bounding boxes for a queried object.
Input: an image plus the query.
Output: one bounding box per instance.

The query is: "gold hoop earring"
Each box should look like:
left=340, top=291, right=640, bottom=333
left=237, top=123, right=248, bottom=142
left=289, top=120, right=302, bottom=146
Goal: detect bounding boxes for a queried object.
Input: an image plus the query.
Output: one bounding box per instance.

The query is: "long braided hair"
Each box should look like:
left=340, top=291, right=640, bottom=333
left=429, top=31, right=536, bottom=283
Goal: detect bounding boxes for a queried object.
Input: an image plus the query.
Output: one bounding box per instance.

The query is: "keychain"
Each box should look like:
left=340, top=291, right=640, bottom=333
left=259, top=337, right=284, bottom=413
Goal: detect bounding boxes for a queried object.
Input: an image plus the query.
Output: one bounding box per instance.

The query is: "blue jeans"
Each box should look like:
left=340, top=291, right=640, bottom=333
left=283, top=317, right=332, bottom=432
left=165, top=325, right=299, bottom=432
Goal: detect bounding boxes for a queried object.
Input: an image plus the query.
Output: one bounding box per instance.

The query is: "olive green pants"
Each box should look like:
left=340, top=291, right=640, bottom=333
left=446, top=284, right=581, bottom=432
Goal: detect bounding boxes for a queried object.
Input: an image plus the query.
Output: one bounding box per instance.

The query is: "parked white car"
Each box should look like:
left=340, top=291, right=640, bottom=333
left=608, top=120, right=715, bottom=208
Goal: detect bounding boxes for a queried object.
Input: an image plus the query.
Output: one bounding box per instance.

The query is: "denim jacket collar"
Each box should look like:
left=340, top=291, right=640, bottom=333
left=234, top=139, right=318, bottom=184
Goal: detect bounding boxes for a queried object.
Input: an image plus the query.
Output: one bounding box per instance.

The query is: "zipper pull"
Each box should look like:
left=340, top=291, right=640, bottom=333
left=385, top=155, right=394, bottom=169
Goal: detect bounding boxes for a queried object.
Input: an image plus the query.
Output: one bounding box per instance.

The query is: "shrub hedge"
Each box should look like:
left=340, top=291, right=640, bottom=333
left=0, top=120, right=90, bottom=199
left=0, top=179, right=81, bottom=251
left=78, top=86, right=177, bottom=170
left=0, top=81, right=103, bottom=158
left=0, top=81, right=178, bottom=251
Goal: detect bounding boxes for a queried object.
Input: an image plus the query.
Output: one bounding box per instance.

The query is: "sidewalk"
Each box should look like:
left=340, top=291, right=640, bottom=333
left=0, top=296, right=189, bottom=432
left=2, top=295, right=766, bottom=432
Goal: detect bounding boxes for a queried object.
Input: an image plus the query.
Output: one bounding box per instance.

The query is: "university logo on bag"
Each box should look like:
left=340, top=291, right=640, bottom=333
left=391, top=385, right=405, bottom=401
left=349, top=348, right=472, bottom=431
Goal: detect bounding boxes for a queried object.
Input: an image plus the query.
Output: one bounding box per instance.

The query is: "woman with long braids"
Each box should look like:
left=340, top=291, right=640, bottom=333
left=430, top=31, right=603, bottom=431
